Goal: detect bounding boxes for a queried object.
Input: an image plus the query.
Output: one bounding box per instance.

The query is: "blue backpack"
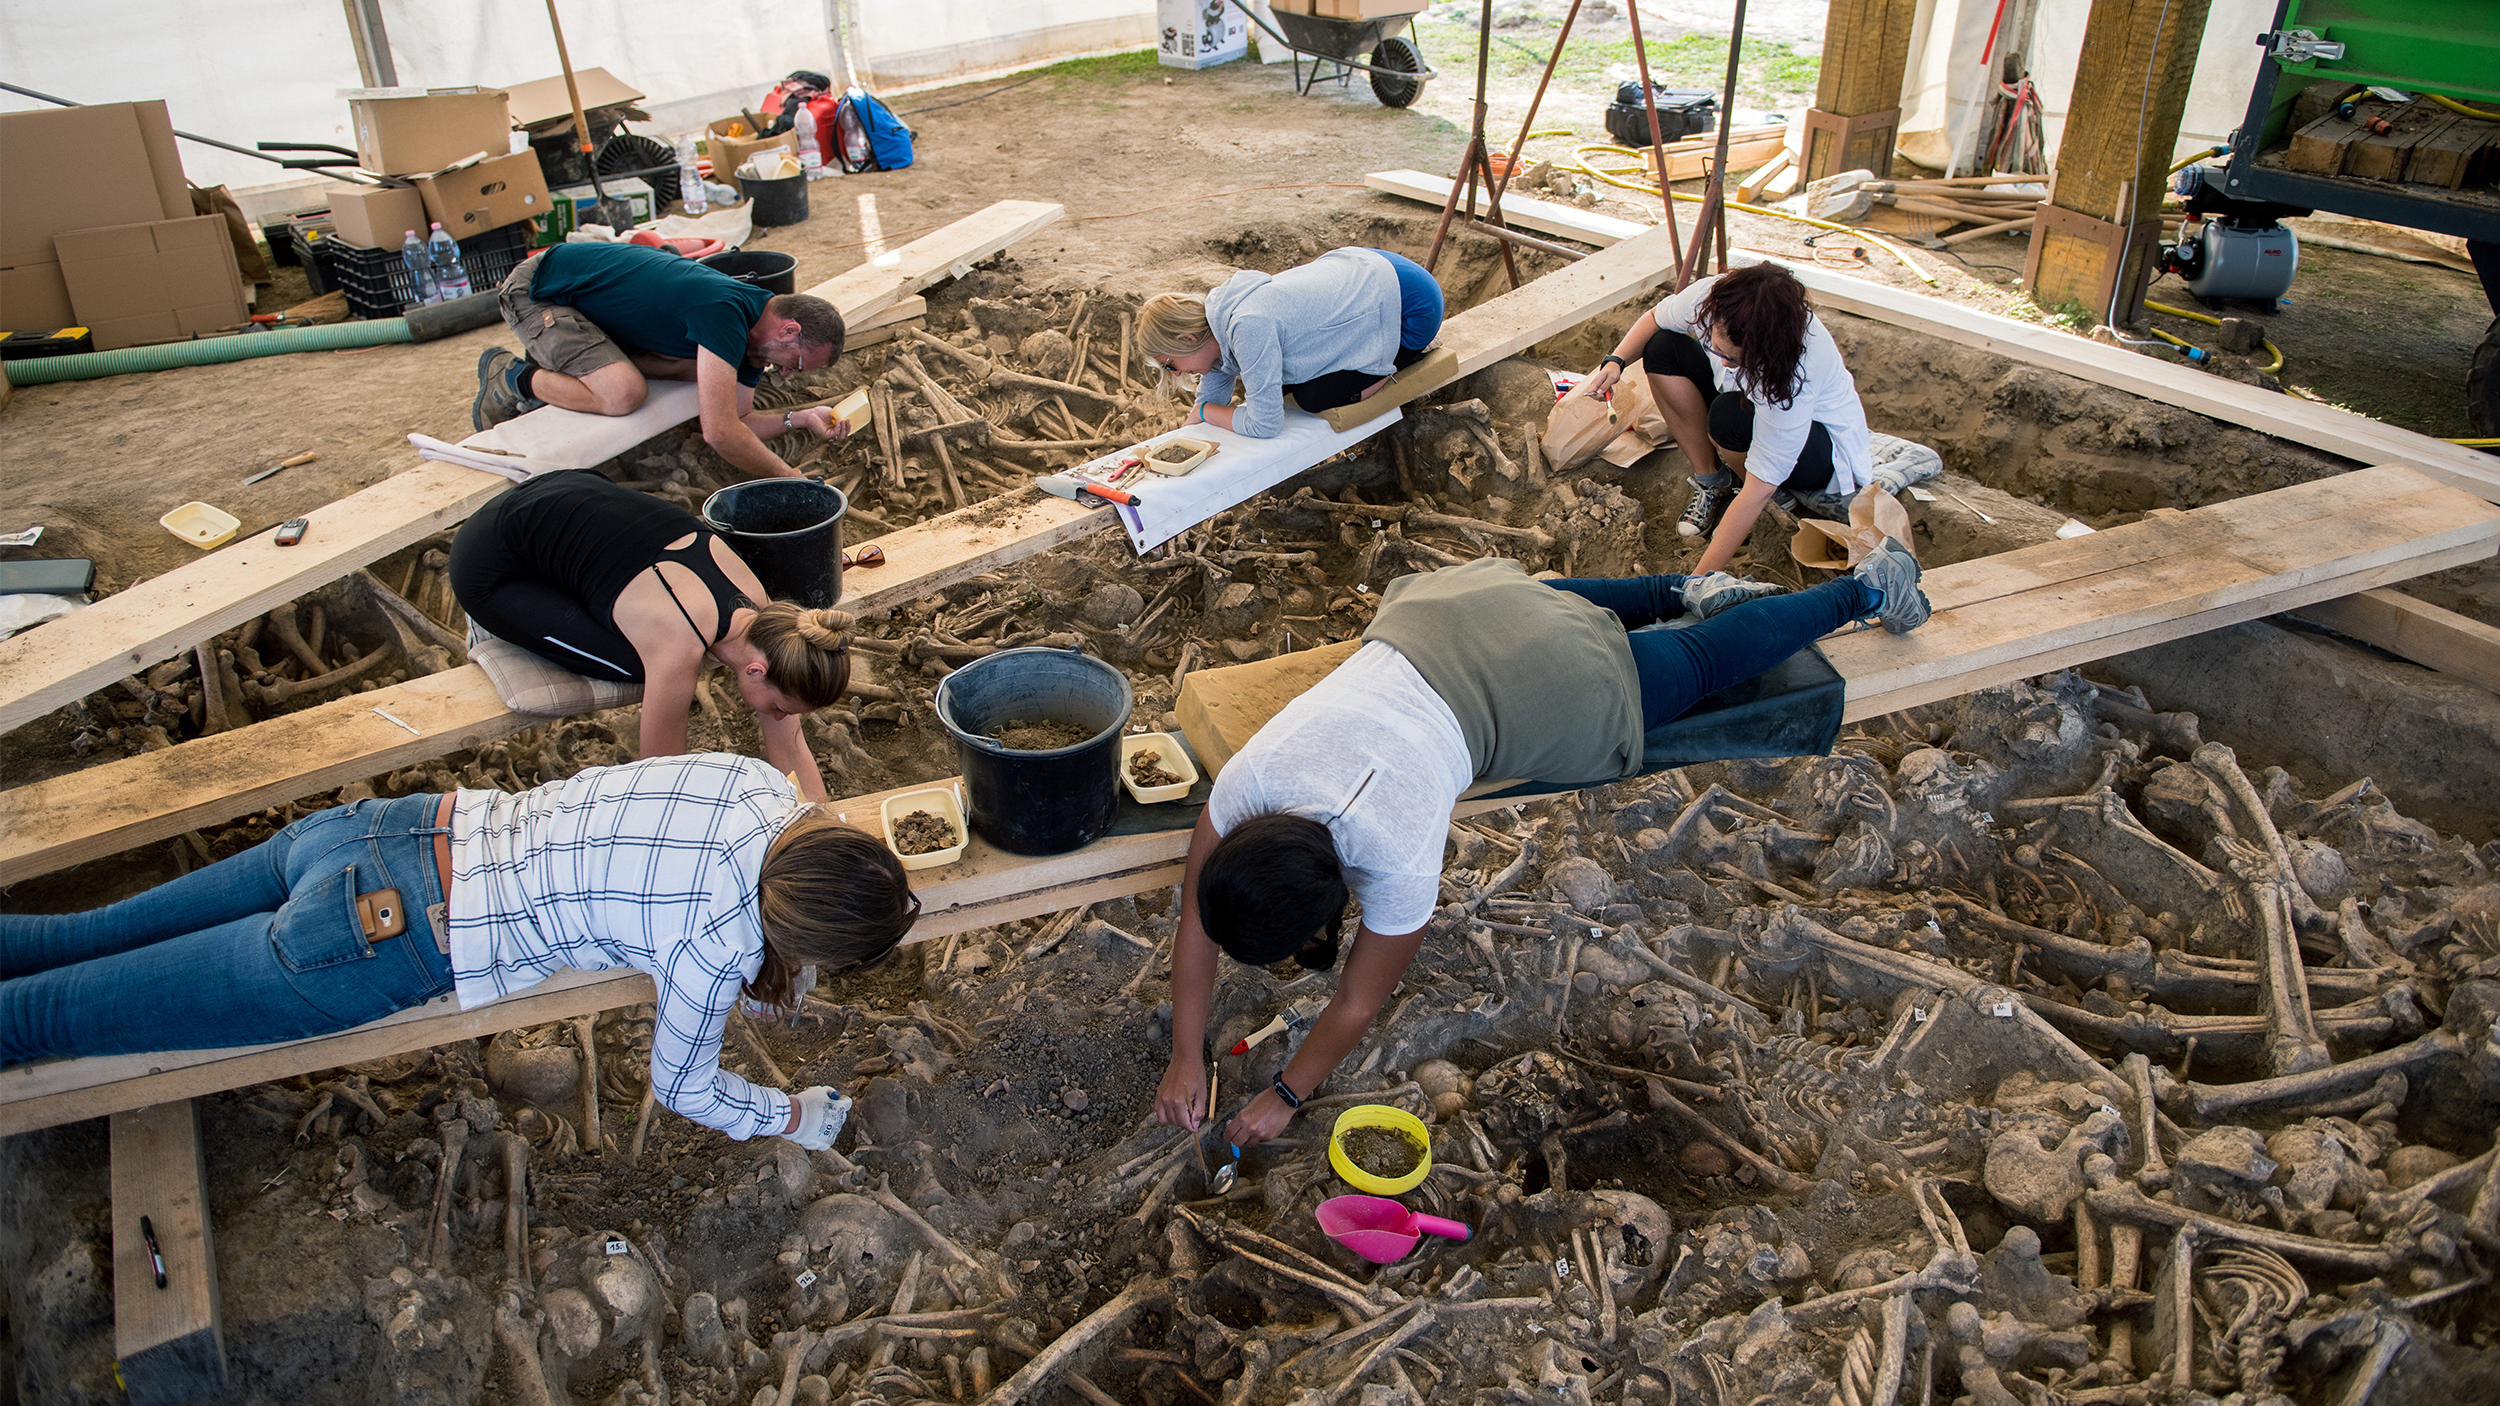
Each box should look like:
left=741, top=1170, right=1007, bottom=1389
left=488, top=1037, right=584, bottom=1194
left=832, top=87, right=914, bottom=172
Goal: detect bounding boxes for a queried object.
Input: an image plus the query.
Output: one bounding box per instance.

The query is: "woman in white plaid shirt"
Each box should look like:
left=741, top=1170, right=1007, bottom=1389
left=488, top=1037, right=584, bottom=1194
left=2, top=753, right=915, bottom=1148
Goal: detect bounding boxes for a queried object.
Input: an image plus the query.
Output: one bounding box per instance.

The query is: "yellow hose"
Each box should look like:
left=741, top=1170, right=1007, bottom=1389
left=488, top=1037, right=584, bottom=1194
left=2447, top=437, right=2500, bottom=446
left=2145, top=298, right=2286, bottom=375
left=2169, top=143, right=2229, bottom=174
left=2429, top=94, right=2500, bottom=121
left=1563, top=145, right=1940, bottom=284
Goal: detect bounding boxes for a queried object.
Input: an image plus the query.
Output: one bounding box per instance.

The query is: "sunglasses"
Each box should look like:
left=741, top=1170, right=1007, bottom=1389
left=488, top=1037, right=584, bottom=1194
left=842, top=545, right=886, bottom=569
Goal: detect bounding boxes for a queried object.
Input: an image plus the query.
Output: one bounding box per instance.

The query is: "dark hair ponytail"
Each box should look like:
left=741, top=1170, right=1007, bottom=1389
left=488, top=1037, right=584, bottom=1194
left=1200, top=814, right=1350, bottom=967
left=1697, top=263, right=1813, bottom=409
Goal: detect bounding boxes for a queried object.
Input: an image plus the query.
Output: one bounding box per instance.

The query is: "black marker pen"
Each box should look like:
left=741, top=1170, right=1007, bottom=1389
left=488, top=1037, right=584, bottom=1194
left=139, top=1216, right=167, bottom=1288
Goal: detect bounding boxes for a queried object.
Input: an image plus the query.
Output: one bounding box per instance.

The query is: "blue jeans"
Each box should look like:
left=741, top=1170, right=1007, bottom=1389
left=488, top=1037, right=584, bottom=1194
left=1, top=795, right=455, bottom=1063
left=1374, top=248, right=1446, bottom=350
left=1545, top=575, right=1876, bottom=727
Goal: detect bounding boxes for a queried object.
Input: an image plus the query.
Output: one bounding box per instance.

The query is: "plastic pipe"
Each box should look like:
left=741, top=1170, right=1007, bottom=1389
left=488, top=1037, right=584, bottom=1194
left=0, top=319, right=412, bottom=385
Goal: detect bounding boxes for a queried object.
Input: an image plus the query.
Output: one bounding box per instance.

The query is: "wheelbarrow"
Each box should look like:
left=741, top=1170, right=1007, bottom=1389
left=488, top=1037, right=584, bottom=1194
left=1240, top=3, right=1436, bottom=108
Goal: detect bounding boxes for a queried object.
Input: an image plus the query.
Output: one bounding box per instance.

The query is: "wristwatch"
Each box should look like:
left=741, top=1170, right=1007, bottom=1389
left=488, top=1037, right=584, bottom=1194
left=1601, top=354, right=1629, bottom=369
left=1271, top=1075, right=1305, bottom=1110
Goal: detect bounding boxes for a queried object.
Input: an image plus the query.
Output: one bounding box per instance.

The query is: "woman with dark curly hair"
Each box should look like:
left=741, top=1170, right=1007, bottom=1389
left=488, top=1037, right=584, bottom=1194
left=1583, top=262, right=1874, bottom=575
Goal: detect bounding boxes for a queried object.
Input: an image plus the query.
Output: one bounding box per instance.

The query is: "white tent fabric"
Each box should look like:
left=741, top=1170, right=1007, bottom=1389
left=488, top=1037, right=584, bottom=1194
left=1897, top=0, right=2276, bottom=175
left=0, top=1, right=1153, bottom=202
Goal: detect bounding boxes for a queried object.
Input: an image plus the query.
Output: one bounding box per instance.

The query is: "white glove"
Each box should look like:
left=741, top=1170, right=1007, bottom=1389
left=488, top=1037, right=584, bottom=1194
left=783, top=1085, right=852, bottom=1150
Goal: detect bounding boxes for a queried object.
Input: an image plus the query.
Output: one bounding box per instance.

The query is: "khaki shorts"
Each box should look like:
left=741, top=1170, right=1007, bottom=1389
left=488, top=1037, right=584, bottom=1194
left=497, top=251, right=629, bottom=378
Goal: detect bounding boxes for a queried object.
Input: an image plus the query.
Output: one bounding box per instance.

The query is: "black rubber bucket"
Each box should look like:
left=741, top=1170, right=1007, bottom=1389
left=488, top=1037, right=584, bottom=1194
left=744, top=172, right=809, bottom=228
left=701, top=249, right=798, bottom=296
left=700, top=480, right=846, bottom=609
left=935, top=648, right=1134, bottom=856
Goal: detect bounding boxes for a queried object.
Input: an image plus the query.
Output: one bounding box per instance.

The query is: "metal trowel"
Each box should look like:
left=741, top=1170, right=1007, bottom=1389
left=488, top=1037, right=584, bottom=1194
left=1205, top=1068, right=1243, bottom=1193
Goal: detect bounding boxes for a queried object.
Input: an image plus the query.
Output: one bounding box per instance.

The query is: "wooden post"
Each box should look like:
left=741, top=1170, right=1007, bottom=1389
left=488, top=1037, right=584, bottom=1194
left=1800, top=0, right=1917, bottom=182
left=2023, top=0, right=2213, bottom=325
left=112, top=1100, right=227, bottom=1404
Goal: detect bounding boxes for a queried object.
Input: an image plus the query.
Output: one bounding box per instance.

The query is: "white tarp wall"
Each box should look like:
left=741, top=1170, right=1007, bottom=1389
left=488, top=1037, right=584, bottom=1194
left=1897, top=0, right=2276, bottom=174
left=0, top=0, right=1153, bottom=207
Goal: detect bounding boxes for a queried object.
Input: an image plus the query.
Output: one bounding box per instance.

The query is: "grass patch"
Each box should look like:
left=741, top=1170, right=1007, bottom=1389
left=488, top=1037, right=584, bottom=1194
left=1412, top=12, right=1820, bottom=104
left=1038, top=48, right=1165, bottom=86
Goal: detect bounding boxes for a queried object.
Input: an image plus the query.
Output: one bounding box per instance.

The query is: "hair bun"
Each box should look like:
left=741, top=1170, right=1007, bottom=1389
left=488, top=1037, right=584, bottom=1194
left=798, top=607, right=855, bottom=651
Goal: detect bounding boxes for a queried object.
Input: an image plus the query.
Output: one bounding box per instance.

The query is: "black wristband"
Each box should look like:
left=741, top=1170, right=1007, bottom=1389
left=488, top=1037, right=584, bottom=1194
left=1271, top=1075, right=1305, bottom=1110
left=1601, top=354, right=1629, bottom=369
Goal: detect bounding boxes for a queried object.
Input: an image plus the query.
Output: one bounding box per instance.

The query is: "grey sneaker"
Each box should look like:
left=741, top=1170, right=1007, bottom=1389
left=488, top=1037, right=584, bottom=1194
left=1677, top=477, right=1735, bottom=540
left=1681, top=571, right=1788, bottom=620
left=1853, top=539, right=1931, bottom=634
left=472, top=346, right=539, bottom=431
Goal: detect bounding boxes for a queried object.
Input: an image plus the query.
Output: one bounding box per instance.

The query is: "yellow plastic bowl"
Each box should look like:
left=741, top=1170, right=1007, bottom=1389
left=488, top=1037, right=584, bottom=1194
left=1328, top=1104, right=1432, bottom=1195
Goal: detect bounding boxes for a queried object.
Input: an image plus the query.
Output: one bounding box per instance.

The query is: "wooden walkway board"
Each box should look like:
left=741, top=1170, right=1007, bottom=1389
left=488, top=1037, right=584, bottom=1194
left=111, top=1100, right=226, bottom=1405
left=0, top=464, right=507, bottom=736
left=2291, top=587, right=2500, bottom=695
left=1363, top=169, right=2500, bottom=504
left=8, top=467, right=2493, bottom=1137
left=0, top=201, right=1068, bottom=742
left=0, top=489, right=1111, bottom=886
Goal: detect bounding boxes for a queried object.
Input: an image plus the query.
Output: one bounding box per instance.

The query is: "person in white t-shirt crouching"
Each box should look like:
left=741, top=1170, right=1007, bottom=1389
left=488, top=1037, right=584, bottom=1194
left=1583, top=263, right=1875, bottom=577
left=1154, top=551, right=1931, bottom=1151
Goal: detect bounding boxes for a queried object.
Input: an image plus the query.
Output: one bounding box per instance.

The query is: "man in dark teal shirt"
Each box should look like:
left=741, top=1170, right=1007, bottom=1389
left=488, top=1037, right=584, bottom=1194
left=477, top=242, right=849, bottom=479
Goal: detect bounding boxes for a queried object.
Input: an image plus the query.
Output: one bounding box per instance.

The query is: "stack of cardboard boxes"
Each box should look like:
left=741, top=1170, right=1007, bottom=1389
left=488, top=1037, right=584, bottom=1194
left=323, top=88, right=552, bottom=312
left=0, top=100, right=250, bottom=352
left=1269, top=0, right=1428, bottom=17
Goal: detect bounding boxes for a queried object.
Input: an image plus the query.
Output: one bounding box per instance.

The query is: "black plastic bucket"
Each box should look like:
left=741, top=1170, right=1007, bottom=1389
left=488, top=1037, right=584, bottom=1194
left=935, top=648, right=1134, bottom=856
left=745, top=172, right=810, bottom=228
left=701, top=249, right=798, bottom=296
left=700, top=480, right=846, bottom=609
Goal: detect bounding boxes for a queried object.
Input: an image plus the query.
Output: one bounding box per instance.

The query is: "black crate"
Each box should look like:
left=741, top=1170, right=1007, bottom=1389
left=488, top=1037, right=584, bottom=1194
left=287, top=223, right=337, bottom=295
left=329, top=222, right=534, bottom=319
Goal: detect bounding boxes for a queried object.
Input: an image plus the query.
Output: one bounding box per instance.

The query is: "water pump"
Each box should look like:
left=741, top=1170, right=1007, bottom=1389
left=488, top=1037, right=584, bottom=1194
left=2160, top=165, right=2312, bottom=307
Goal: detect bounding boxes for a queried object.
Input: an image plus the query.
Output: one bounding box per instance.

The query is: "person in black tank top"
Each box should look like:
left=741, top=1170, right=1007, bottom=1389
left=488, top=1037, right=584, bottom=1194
left=449, top=470, right=860, bottom=798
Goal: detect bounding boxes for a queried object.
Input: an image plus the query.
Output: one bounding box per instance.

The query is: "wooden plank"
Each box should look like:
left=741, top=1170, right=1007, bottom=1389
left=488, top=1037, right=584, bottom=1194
left=2031, top=0, right=2213, bottom=311
left=0, top=464, right=509, bottom=737
left=9, top=470, right=2493, bottom=1136
left=0, top=203, right=1066, bottom=742
left=1814, top=0, right=1919, bottom=118
left=1363, top=169, right=2500, bottom=502
left=1641, top=133, right=1787, bottom=183
left=111, top=1100, right=225, bottom=1405
left=0, top=490, right=1111, bottom=886
left=2290, top=588, right=2500, bottom=694
left=2287, top=114, right=2362, bottom=175
left=2347, top=114, right=2449, bottom=184
left=2409, top=118, right=2497, bottom=189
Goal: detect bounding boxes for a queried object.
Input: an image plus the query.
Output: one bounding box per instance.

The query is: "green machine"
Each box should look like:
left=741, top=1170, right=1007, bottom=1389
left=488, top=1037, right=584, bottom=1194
left=2217, top=0, right=2500, bottom=429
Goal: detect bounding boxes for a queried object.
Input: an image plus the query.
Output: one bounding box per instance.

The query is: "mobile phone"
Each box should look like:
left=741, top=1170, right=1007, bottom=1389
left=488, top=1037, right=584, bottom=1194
left=274, top=518, right=310, bottom=546
left=356, top=888, right=407, bottom=942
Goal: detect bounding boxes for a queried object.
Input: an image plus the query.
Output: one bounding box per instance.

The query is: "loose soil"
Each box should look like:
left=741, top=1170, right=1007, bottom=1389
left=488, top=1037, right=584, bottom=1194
left=988, top=718, right=1095, bottom=751
left=1127, top=750, right=1187, bottom=788
left=1340, top=1123, right=1425, bottom=1180
left=890, top=809, right=959, bottom=855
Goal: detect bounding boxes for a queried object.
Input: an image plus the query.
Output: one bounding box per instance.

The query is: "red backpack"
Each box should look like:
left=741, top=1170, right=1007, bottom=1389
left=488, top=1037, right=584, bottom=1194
left=762, top=75, right=839, bottom=167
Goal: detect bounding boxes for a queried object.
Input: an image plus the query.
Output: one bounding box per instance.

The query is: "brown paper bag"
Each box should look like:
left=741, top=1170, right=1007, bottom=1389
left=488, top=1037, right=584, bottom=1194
left=191, top=184, right=272, bottom=285
left=1541, top=361, right=1667, bottom=472
left=1791, top=484, right=1913, bottom=570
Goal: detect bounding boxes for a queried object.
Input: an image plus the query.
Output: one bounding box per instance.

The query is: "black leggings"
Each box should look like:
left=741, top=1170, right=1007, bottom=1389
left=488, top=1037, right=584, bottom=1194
left=450, top=494, right=645, bottom=680
left=1286, top=343, right=1430, bottom=414
left=1640, top=324, right=1837, bottom=494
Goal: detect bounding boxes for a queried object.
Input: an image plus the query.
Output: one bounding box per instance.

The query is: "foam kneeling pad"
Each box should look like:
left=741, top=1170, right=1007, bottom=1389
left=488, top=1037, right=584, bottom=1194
left=1316, top=344, right=1461, bottom=434
left=468, top=621, right=644, bottom=717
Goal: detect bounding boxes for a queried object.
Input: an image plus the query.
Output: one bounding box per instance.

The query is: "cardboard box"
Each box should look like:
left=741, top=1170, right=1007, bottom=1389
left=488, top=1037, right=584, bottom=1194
left=704, top=119, right=798, bottom=195
left=53, top=215, right=247, bottom=351
left=343, top=88, right=512, bottom=176
left=415, top=150, right=552, bottom=236
left=537, top=178, right=657, bottom=241
left=326, top=184, right=429, bottom=249
left=0, top=263, right=77, bottom=335
left=1158, top=0, right=1249, bottom=69
left=504, top=68, right=646, bottom=130
left=1, top=101, right=191, bottom=269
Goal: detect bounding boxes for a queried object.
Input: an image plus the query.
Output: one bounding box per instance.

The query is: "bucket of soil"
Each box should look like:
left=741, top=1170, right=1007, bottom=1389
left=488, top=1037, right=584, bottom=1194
left=934, top=647, right=1134, bottom=855
left=701, top=480, right=846, bottom=609
left=1328, top=1104, right=1432, bottom=1195
left=743, top=171, right=809, bottom=228
left=700, top=249, right=799, bottom=297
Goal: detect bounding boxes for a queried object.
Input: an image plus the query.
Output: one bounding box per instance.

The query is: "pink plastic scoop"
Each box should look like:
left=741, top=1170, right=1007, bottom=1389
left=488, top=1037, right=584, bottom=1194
left=1315, top=1195, right=1472, bottom=1264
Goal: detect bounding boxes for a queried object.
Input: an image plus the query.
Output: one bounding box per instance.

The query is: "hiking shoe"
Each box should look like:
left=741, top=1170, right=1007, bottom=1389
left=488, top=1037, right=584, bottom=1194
left=1853, top=538, right=1931, bottom=634
left=472, top=346, right=538, bottom=431
left=1677, top=477, right=1735, bottom=540
left=1681, top=571, right=1788, bottom=620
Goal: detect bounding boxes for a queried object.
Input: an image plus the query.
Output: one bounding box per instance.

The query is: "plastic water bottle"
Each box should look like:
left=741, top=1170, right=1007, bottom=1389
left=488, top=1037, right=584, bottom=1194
left=401, top=229, right=440, bottom=307
left=676, top=135, right=707, bottom=215
left=794, top=111, right=825, bottom=179
left=427, top=223, right=472, bottom=300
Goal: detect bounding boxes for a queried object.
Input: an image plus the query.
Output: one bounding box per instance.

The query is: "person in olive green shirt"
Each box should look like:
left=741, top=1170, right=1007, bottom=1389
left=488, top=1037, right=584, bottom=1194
left=476, top=242, right=849, bottom=479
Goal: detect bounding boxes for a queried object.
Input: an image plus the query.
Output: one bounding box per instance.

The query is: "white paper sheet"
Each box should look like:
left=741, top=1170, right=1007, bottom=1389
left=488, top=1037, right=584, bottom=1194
left=1092, top=408, right=1400, bottom=554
